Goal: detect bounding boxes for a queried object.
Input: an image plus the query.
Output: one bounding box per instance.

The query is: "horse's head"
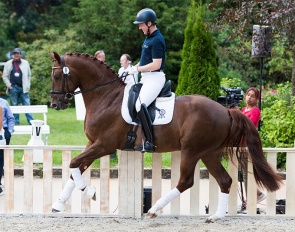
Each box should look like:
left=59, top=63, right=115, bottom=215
left=50, top=51, right=125, bottom=111
left=50, top=52, right=77, bottom=110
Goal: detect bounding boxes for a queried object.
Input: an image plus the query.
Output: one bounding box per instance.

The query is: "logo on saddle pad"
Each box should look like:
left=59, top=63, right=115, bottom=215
left=121, top=81, right=175, bottom=125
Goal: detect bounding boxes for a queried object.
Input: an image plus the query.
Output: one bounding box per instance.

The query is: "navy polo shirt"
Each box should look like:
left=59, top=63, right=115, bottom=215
left=139, top=29, right=166, bottom=71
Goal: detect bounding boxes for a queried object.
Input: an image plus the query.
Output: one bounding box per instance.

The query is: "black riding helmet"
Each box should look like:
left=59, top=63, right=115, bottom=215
left=134, top=8, right=157, bottom=35
left=133, top=8, right=157, bottom=24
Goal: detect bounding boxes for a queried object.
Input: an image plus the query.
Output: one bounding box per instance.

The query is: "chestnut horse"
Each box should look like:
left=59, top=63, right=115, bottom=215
left=50, top=52, right=281, bottom=222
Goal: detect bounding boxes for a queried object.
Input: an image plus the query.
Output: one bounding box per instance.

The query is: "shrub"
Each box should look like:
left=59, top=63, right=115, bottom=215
left=259, top=82, right=295, bottom=168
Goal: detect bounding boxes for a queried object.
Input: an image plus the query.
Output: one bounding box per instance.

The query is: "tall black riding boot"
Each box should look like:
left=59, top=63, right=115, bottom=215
left=134, top=104, right=155, bottom=153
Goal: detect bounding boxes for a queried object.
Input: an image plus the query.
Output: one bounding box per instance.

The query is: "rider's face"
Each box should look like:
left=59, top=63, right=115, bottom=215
left=138, top=22, right=152, bottom=35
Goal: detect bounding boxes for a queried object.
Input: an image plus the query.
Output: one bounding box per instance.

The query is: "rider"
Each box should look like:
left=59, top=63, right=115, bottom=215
left=129, top=8, right=166, bottom=153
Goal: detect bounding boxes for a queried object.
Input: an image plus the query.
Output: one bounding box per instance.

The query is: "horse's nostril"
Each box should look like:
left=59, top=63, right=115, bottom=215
left=51, top=103, right=58, bottom=109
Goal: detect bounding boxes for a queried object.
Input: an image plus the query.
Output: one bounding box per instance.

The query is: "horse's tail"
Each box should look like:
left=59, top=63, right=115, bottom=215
left=225, top=109, right=282, bottom=192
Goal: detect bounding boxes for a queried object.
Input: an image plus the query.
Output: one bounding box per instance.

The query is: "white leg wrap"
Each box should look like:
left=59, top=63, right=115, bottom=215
left=52, top=179, right=75, bottom=212
left=70, top=167, right=86, bottom=190
left=149, top=188, right=180, bottom=214
left=52, top=199, right=66, bottom=212
left=59, top=178, right=75, bottom=201
left=82, top=185, right=96, bottom=201
left=208, top=192, right=229, bottom=221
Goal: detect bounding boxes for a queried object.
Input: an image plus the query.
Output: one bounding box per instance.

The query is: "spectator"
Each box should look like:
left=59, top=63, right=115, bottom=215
left=0, top=98, right=15, bottom=196
left=94, top=50, right=106, bottom=62
left=118, top=54, right=138, bottom=85
left=2, top=48, right=34, bottom=125
left=241, top=87, right=266, bottom=204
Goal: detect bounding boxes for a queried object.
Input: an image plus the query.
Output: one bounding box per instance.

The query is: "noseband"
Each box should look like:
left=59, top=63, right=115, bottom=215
left=50, top=56, right=126, bottom=104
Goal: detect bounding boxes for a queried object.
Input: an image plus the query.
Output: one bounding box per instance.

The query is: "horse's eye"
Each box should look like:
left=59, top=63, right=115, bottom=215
left=54, top=74, right=61, bottom=81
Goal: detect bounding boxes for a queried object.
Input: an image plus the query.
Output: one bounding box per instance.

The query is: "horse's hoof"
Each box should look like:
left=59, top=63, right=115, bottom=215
left=205, top=214, right=222, bottom=223
left=52, top=208, right=61, bottom=213
left=205, top=218, right=214, bottom=223
left=83, top=185, right=96, bottom=201
left=145, top=211, right=157, bottom=219
left=52, top=199, right=66, bottom=212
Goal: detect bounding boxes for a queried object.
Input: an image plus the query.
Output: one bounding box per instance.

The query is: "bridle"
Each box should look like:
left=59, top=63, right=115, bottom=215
left=50, top=56, right=127, bottom=104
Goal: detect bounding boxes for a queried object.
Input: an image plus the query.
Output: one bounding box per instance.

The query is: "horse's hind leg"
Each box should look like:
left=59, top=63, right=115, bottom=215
left=146, top=152, right=198, bottom=218
left=201, top=154, right=232, bottom=223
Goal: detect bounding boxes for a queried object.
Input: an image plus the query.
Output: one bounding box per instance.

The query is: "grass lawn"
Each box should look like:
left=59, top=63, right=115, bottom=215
left=10, top=107, right=174, bottom=168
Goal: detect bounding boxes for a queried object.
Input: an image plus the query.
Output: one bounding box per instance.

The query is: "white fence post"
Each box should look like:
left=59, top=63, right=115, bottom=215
left=43, top=149, right=53, bottom=213
left=228, top=154, right=238, bottom=216
left=4, top=149, right=14, bottom=213
left=286, top=152, right=295, bottom=216
left=23, top=149, right=33, bottom=213
left=100, top=155, right=110, bottom=214
left=152, top=152, right=162, bottom=214
left=190, top=160, right=200, bottom=215
left=266, top=151, right=278, bottom=215
left=118, top=150, right=143, bottom=218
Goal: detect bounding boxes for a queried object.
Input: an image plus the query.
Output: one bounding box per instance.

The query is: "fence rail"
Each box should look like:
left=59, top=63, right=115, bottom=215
left=0, top=145, right=294, bottom=217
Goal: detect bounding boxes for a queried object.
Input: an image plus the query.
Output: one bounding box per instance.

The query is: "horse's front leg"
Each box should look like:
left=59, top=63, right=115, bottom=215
left=52, top=178, right=76, bottom=212
left=52, top=144, right=101, bottom=212
left=52, top=160, right=96, bottom=212
left=70, top=165, right=97, bottom=200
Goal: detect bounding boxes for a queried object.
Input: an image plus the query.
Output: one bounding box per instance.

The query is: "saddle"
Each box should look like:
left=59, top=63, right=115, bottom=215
left=127, top=80, right=172, bottom=123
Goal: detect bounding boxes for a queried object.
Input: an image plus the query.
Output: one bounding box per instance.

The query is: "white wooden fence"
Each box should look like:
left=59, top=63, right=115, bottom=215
left=0, top=145, right=294, bottom=218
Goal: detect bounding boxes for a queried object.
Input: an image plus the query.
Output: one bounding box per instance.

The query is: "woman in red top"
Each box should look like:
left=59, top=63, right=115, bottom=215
left=241, top=87, right=266, bottom=205
left=241, top=87, right=261, bottom=128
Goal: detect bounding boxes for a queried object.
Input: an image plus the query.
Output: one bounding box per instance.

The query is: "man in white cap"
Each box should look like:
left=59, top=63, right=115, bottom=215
left=2, top=48, right=34, bottom=125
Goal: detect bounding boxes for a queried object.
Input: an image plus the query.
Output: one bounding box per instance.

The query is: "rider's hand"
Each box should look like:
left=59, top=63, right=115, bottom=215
left=129, top=66, right=138, bottom=75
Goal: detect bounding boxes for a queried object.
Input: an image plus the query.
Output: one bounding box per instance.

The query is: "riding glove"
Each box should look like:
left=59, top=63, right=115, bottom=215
left=129, top=66, right=138, bottom=75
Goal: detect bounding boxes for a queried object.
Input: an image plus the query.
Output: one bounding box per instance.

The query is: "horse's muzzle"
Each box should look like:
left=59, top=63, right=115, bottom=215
left=51, top=101, right=68, bottom=110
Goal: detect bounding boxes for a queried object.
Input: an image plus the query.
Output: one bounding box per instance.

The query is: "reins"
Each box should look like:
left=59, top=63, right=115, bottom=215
left=50, top=56, right=128, bottom=102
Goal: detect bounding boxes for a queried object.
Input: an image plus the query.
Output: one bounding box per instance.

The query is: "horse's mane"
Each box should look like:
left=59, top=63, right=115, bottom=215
left=65, top=52, right=123, bottom=81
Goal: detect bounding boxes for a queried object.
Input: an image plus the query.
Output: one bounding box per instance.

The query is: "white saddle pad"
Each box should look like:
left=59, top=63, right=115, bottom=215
left=121, top=83, right=175, bottom=125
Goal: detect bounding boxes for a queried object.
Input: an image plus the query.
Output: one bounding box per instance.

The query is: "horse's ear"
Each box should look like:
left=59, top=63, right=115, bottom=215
left=50, top=52, right=61, bottom=64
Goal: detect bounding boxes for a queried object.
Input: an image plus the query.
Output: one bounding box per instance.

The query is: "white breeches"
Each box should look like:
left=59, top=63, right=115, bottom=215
left=135, top=72, right=166, bottom=112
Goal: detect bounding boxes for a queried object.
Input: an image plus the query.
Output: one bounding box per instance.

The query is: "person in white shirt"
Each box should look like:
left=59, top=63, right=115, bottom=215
left=118, top=54, right=138, bottom=85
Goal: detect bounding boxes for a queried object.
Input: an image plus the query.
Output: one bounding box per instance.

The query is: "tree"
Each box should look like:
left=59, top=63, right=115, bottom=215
left=0, top=0, right=191, bottom=92
left=208, top=0, right=295, bottom=94
left=72, top=0, right=190, bottom=90
left=20, top=29, right=86, bottom=105
left=176, top=1, right=220, bottom=100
